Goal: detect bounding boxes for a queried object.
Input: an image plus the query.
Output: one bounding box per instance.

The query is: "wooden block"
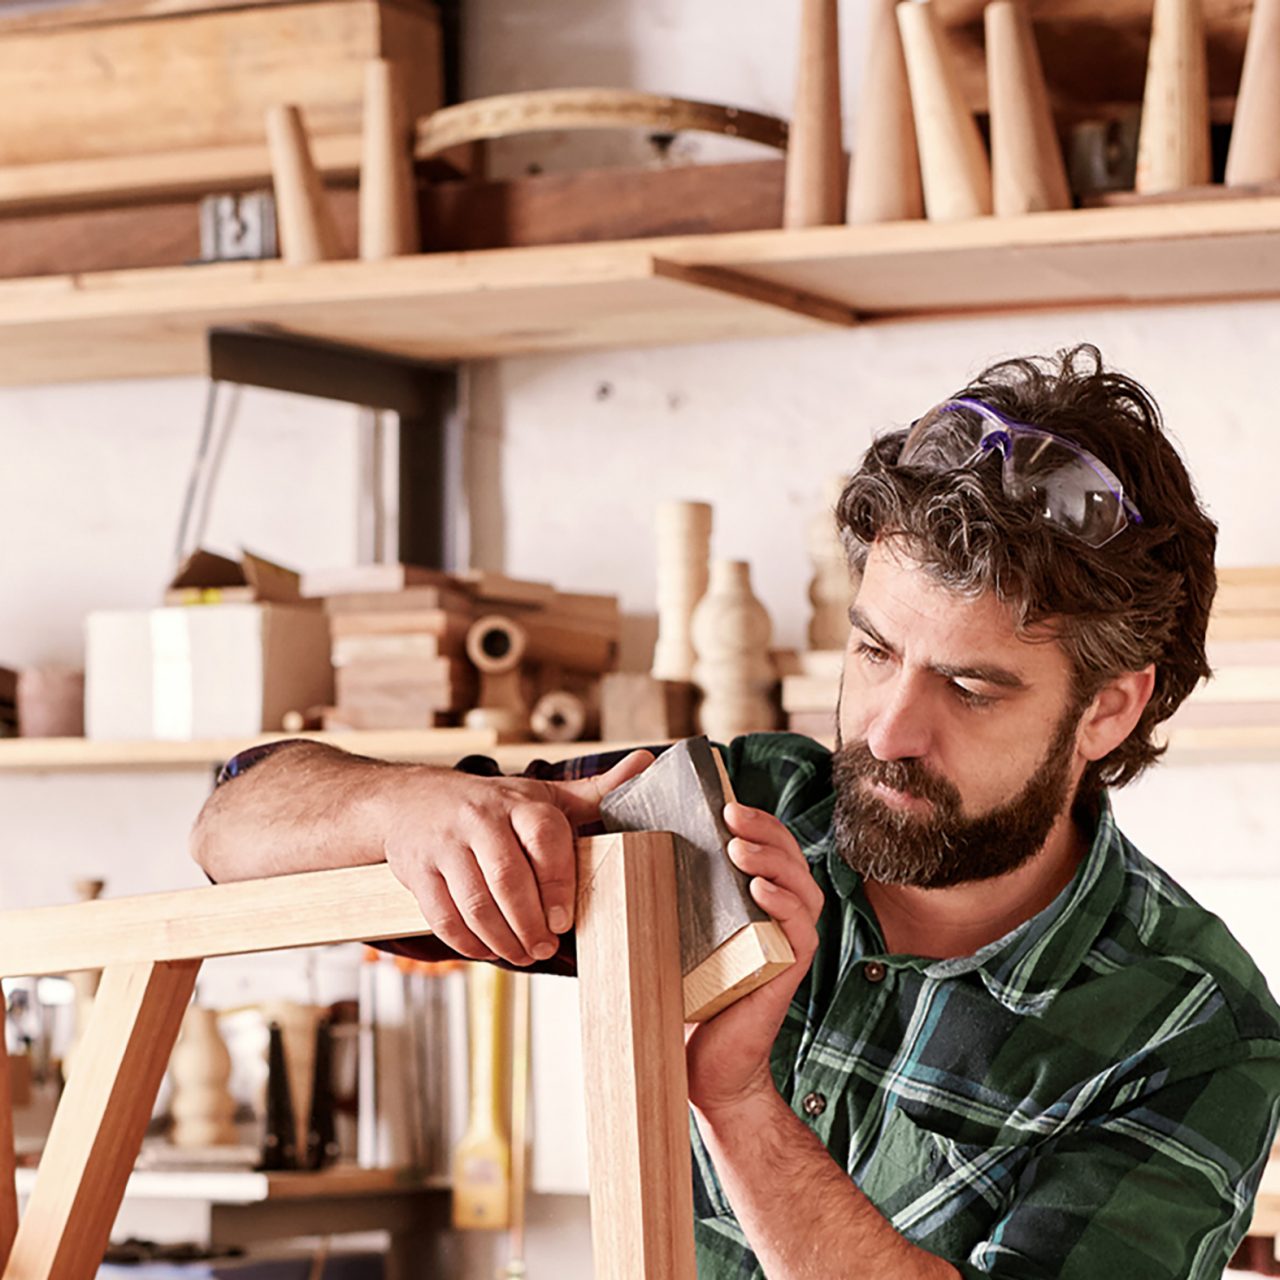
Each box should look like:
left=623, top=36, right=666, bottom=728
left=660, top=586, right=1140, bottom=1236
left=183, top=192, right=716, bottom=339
left=329, top=609, right=471, bottom=639
left=848, top=0, right=924, bottom=224
left=600, top=673, right=694, bottom=742
left=360, top=58, right=419, bottom=261
left=455, top=571, right=556, bottom=607
left=782, top=671, right=840, bottom=713
left=897, top=0, right=993, bottom=220
left=332, top=631, right=464, bottom=665
left=1136, top=0, right=1213, bottom=194
left=784, top=0, right=847, bottom=227
left=574, top=832, right=697, bottom=1280
left=6, top=958, right=200, bottom=1279
left=1226, top=0, right=1280, bottom=184
left=985, top=0, right=1072, bottom=215
left=266, top=104, right=343, bottom=265
left=600, top=736, right=794, bottom=1023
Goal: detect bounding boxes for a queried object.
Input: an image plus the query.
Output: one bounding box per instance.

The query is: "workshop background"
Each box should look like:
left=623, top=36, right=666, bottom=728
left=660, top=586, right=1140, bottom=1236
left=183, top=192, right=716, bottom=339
left=0, top=0, right=1277, bottom=1275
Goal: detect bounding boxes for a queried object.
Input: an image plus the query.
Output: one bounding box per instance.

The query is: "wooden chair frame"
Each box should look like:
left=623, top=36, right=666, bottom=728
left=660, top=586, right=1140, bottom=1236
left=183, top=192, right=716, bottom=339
left=0, top=833, right=697, bottom=1279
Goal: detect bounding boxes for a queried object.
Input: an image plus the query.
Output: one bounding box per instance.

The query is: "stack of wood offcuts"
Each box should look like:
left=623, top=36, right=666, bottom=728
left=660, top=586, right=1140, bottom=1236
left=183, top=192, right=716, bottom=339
left=305, top=565, right=618, bottom=743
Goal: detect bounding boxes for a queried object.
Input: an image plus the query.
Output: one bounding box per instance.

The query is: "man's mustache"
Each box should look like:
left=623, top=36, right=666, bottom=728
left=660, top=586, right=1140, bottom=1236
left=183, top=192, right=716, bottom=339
left=834, top=741, right=961, bottom=811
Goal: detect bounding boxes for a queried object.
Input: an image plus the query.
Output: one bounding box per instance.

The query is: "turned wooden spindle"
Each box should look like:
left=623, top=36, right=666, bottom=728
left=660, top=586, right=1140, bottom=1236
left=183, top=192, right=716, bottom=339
left=265, top=103, right=343, bottom=265
left=896, top=0, right=993, bottom=220
left=652, top=501, right=712, bottom=684
left=1225, top=0, right=1280, bottom=185
left=691, top=560, right=777, bottom=743
left=784, top=0, right=846, bottom=227
left=985, top=0, right=1071, bottom=215
left=848, top=0, right=923, bottom=224
left=1135, top=0, right=1211, bottom=194
left=360, top=58, right=420, bottom=260
left=807, top=477, right=855, bottom=651
left=169, top=1004, right=238, bottom=1149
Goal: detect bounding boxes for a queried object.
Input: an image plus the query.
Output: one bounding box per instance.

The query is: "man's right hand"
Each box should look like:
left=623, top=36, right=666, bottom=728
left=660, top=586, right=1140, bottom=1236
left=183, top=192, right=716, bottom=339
left=375, top=749, right=653, bottom=966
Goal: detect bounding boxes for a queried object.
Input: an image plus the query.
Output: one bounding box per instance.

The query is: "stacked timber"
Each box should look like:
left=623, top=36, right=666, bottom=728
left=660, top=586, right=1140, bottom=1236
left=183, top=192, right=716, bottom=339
left=776, top=649, right=841, bottom=742
left=303, top=566, right=619, bottom=738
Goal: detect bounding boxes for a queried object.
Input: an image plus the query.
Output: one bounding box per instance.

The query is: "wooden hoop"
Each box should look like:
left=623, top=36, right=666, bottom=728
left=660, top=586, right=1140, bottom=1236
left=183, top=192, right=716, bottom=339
left=416, top=88, right=790, bottom=159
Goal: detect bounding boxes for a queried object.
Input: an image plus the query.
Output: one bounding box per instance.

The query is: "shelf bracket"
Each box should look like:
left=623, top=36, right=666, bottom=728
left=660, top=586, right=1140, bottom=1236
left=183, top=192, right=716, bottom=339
left=650, top=257, right=860, bottom=329
left=206, top=325, right=460, bottom=570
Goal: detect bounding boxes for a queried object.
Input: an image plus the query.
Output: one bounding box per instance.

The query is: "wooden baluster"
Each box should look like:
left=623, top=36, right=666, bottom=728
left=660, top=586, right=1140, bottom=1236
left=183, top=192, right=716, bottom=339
left=784, top=0, right=846, bottom=227
left=985, top=0, right=1071, bottom=215
left=1225, top=0, right=1280, bottom=186
left=575, top=833, right=696, bottom=1280
left=1135, top=0, right=1211, bottom=194
left=896, top=0, right=993, bottom=220
left=5, top=959, right=199, bottom=1280
left=848, top=0, right=923, bottom=224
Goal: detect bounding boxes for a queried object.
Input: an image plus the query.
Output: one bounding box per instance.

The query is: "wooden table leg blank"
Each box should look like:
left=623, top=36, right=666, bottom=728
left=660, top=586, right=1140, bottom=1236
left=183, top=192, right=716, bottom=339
left=4, top=958, right=200, bottom=1280
left=575, top=833, right=697, bottom=1280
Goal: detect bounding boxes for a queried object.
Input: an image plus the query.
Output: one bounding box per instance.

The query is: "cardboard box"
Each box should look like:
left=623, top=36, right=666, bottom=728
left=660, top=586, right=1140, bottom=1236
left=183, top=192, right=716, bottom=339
left=85, top=604, right=332, bottom=741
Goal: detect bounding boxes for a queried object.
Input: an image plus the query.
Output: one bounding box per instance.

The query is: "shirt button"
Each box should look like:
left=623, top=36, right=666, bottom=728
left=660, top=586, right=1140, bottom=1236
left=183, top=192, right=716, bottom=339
left=802, top=1092, right=827, bottom=1118
left=863, top=960, right=887, bottom=984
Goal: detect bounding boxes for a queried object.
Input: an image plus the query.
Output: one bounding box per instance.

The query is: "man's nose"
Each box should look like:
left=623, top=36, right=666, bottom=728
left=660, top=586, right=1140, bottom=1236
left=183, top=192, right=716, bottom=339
left=864, top=679, right=933, bottom=762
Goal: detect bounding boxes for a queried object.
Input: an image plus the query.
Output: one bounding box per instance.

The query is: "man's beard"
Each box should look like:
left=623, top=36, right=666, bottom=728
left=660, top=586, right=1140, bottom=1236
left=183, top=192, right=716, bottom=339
left=831, top=703, right=1081, bottom=890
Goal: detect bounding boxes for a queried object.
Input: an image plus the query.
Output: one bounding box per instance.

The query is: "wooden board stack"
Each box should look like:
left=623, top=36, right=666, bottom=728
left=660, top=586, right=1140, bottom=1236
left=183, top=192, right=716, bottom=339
left=1165, top=566, right=1280, bottom=752
left=303, top=565, right=620, bottom=736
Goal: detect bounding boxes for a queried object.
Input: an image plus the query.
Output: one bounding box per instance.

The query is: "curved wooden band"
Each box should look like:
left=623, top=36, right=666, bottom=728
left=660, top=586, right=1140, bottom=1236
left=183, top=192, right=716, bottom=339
left=416, top=88, right=790, bottom=159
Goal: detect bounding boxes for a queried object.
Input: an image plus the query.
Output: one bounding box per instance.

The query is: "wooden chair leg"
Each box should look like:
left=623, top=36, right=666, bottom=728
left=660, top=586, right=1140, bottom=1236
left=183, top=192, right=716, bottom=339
left=4, top=958, right=199, bottom=1280
left=575, top=833, right=697, bottom=1280
left=0, top=1049, right=16, bottom=1271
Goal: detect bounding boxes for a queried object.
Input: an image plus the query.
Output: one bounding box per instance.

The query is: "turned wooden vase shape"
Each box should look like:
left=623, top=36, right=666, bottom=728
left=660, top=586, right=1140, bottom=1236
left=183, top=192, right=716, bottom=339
left=170, top=1004, right=238, bottom=1148
left=691, top=559, right=777, bottom=742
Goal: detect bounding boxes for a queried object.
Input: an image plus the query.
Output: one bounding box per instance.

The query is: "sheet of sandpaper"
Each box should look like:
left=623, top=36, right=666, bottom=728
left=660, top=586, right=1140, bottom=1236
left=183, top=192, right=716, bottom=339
left=599, top=735, right=768, bottom=977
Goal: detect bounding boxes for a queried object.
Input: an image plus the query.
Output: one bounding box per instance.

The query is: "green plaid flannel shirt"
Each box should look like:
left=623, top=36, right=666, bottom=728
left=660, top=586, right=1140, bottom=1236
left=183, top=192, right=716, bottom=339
left=218, top=732, right=1280, bottom=1276
left=684, top=732, right=1280, bottom=1279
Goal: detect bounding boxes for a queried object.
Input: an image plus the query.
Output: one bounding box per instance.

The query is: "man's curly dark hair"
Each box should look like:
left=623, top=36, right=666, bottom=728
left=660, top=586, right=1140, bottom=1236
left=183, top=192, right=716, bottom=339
left=836, top=344, right=1218, bottom=802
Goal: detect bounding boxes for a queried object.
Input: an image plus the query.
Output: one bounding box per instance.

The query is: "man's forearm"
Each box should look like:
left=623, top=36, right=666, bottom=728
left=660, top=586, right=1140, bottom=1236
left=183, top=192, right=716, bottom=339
left=694, top=1087, right=960, bottom=1280
left=190, top=740, right=416, bottom=881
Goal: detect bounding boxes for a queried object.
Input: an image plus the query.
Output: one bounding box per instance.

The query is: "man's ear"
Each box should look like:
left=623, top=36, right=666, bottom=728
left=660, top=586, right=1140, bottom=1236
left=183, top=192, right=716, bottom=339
left=1076, top=665, right=1157, bottom=762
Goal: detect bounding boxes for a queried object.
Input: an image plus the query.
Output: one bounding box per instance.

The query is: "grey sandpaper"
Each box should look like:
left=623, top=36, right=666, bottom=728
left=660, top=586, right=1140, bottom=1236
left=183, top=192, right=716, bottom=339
left=599, top=736, right=767, bottom=976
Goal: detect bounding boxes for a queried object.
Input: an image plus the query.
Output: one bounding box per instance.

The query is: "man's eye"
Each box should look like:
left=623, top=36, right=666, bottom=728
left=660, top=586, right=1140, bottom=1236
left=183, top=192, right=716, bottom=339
left=953, top=683, right=995, bottom=708
left=856, top=642, right=889, bottom=665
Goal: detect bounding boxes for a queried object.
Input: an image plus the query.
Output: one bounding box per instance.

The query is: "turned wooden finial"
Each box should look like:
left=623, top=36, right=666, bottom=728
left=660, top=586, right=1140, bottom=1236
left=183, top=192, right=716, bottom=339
left=985, top=0, right=1071, bottom=215
left=784, top=0, right=846, bottom=227
left=265, top=103, right=343, bottom=265
left=1135, top=0, right=1212, bottom=194
left=652, top=501, right=713, bottom=683
left=848, top=0, right=924, bottom=224
left=896, top=0, right=993, bottom=220
left=1225, top=0, right=1280, bottom=185
left=360, top=58, right=420, bottom=260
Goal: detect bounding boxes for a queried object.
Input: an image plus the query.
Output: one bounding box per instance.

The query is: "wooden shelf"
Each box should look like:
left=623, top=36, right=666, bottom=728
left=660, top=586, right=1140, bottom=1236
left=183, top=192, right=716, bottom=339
left=0, top=729, right=660, bottom=772
left=5, top=198, right=1280, bottom=385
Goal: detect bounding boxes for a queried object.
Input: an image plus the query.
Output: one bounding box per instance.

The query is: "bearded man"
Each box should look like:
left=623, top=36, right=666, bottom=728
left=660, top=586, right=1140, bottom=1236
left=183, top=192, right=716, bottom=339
left=193, top=346, right=1280, bottom=1279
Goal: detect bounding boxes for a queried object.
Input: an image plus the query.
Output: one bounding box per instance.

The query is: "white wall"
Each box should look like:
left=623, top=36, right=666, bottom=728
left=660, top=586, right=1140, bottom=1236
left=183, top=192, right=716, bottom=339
left=0, top=3, right=1277, bottom=1275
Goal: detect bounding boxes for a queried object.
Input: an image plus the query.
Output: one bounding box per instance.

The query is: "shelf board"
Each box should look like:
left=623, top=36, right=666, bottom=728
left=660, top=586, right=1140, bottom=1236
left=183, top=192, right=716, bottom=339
left=5, top=198, right=1280, bottom=385
left=0, top=730, right=659, bottom=773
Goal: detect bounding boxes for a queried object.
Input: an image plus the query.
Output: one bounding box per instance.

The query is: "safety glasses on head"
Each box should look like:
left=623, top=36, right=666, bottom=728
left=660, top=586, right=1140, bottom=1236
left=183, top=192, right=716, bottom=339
left=895, top=397, right=1143, bottom=548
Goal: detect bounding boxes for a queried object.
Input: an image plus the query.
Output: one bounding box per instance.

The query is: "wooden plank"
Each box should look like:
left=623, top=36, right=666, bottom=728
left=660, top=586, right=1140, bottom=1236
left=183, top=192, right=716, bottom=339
left=4, top=958, right=199, bottom=1280
left=0, top=865, right=431, bottom=978
left=0, top=1052, right=15, bottom=1272
left=574, top=833, right=697, bottom=1280
left=0, top=1, right=441, bottom=167
left=4, top=199, right=1280, bottom=386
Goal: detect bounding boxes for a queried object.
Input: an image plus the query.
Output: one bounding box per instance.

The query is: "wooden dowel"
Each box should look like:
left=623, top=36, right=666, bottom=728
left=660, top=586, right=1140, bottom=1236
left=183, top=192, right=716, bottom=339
left=1225, top=0, right=1280, bottom=185
left=1135, top=0, right=1212, bottom=194
left=265, top=103, right=343, bottom=265
left=896, top=0, right=993, bottom=220
left=784, top=0, right=846, bottom=227
left=575, top=833, right=696, bottom=1280
left=5, top=959, right=199, bottom=1280
left=848, top=0, right=923, bottom=224
left=360, top=58, right=420, bottom=260
left=985, top=0, right=1070, bottom=215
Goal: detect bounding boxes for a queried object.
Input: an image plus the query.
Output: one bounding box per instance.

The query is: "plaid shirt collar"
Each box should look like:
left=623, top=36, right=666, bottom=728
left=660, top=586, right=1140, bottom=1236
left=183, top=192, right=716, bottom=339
left=819, top=793, right=1124, bottom=1017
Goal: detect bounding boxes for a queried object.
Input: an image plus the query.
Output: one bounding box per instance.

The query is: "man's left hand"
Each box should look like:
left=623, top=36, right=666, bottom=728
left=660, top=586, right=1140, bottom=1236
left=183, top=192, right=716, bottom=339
left=685, top=801, right=825, bottom=1117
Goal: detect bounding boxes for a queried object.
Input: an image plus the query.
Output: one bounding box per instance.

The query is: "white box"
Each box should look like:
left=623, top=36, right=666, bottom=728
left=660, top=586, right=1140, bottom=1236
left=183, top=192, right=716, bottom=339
left=85, top=604, right=332, bottom=741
